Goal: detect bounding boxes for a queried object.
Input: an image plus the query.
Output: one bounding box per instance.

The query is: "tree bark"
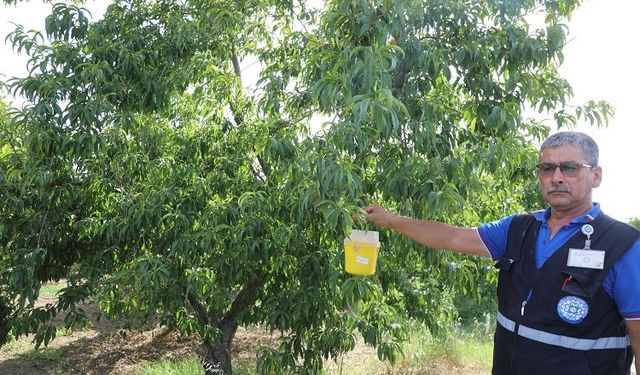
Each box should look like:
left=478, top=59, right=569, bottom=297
left=201, top=319, right=238, bottom=374
left=193, top=276, right=266, bottom=374
left=0, top=295, right=10, bottom=347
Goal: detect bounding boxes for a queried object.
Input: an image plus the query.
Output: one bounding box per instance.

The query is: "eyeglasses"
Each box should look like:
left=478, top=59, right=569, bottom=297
left=536, top=162, right=593, bottom=177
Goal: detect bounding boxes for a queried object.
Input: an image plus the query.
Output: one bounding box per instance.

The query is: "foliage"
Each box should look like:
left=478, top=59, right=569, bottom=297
left=629, top=217, right=640, bottom=230
left=0, top=0, right=612, bottom=373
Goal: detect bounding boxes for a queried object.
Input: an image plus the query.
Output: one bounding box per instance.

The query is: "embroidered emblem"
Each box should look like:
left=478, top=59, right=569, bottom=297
left=557, top=295, right=589, bottom=324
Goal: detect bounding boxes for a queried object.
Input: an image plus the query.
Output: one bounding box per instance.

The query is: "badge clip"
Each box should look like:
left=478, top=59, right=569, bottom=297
left=581, top=224, right=593, bottom=250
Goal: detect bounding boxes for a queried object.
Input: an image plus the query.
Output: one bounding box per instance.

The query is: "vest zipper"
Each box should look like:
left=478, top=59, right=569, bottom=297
left=521, top=289, right=532, bottom=316
left=511, top=274, right=537, bottom=371
left=520, top=262, right=538, bottom=317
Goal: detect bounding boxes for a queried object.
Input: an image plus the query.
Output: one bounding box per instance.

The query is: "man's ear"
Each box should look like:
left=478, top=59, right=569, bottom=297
left=592, top=165, right=603, bottom=188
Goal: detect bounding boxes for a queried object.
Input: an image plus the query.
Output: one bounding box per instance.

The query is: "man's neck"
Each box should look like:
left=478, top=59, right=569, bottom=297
left=547, top=203, right=594, bottom=234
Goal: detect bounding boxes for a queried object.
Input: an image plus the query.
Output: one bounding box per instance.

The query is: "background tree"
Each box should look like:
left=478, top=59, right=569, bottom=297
left=0, top=0, right=613, bottom=373
left=629, top=218, right=640, bottom=230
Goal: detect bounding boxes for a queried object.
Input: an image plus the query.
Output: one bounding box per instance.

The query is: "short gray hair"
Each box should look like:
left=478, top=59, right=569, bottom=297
left=540, top=131, right=599, bottom=166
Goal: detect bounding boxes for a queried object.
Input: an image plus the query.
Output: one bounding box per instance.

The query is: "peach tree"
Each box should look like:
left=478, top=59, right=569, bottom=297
left=0, top=0, right=612, bottom=373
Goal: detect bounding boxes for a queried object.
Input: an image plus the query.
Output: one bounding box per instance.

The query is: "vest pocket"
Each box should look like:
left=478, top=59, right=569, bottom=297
left=561, top=271, right=590, bottom=298
left=495, top=257, right=516, bottom=271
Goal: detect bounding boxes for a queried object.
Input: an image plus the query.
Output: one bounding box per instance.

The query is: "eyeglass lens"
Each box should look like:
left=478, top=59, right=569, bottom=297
left=537, top=163, right=587, bottom=177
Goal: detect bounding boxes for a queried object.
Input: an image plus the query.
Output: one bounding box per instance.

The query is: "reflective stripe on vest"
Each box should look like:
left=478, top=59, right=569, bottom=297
left=497, top=311, right=629, bottom=350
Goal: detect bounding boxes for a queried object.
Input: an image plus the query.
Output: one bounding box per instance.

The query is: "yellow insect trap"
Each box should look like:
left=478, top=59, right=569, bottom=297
left=344, top=230, right=380, bottom=275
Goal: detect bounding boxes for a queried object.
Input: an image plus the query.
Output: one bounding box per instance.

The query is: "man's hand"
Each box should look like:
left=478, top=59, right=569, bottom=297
left=364, top=204, right=398, bottom=229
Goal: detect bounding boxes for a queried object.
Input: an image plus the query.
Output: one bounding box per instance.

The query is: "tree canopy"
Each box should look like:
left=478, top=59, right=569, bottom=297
left=0, top=0, right=613, bottom=373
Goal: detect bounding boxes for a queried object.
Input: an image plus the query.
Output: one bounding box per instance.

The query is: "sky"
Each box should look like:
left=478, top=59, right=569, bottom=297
left=1, top=0, right=638, bottom=221
left=555, top=0, right=640, bottom=222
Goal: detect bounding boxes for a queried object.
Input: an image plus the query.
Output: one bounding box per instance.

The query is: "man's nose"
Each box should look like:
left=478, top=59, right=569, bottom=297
left=551, top=166, right=565, bottom=182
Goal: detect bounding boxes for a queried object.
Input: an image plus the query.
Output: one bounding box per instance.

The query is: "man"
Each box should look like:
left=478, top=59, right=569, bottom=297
left=365, top=131, right=640, bottom=375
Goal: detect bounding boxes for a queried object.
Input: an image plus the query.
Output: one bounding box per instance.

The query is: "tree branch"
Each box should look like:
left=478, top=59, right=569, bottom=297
left=229, top=43, right=245, bottom=127
left=392, top=53, right=411, bottom=95
left=255, top=154, right=271, bottom=181
left=187, top=292, right=211, bottom=327
left=223, top=275, right=266, bottom=324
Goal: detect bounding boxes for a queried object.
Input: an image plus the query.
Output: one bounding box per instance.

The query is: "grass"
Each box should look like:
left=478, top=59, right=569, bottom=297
left=39, top=281, right=66, bottom=297
left=375, top=320, right=494, bottom=375
left=126, top=357, right=257, bottom=375
left=25, top=347, right=84, bottom=375
left=1, top=340, right=73, bottom=375
left=23, top=346, right=65, bottom=361
left=126, top=320, right=494, bottom=375
left=0, top=336, right=31, bottom=353
left=126, top=358, right=203, bottom=375
left=439, top=329, right=494, bottom=368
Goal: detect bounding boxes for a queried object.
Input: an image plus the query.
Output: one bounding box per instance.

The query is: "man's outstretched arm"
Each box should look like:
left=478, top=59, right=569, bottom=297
left=365, top=204, right=490, bottom=258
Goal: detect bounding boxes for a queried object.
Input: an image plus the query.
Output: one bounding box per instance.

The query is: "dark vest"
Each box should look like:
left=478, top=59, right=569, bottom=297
left=492, top=213, right=639, bottom=375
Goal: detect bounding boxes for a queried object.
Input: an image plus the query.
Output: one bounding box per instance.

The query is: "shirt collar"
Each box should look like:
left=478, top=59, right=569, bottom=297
left=532, top=203, right=601, bottom=224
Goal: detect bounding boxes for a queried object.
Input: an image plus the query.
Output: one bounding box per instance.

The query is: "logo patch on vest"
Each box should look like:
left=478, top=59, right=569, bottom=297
left=557, top=296, right=589, bottom=324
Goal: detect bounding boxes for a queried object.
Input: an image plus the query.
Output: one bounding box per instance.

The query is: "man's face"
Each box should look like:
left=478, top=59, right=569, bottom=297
left=538, top=145, right=602, bottom=213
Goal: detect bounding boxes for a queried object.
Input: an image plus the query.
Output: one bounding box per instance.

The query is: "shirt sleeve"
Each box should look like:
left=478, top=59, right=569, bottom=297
left=604, top=238, right=640, bottom=320
left=476, top=215, right=516, bottom=261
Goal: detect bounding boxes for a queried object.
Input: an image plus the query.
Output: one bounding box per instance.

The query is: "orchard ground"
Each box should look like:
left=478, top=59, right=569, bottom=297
left=0, top=281, right=491, bottom=375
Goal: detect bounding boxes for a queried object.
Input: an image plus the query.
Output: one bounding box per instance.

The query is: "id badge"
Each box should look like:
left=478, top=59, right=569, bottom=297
left=567, top=248, right=605, bottom=269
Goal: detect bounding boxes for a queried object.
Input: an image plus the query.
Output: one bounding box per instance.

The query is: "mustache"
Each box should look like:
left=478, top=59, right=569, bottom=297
left=548, top=185, right=570, bottom=193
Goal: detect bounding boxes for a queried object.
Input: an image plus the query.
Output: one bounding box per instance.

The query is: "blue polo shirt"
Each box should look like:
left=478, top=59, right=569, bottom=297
left=478, top=203, right=640, bottom=320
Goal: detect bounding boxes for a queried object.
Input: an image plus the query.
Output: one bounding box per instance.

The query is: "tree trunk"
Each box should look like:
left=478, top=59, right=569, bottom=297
left=191, top=276, right=266, bottom=375
left=201, top=319, right=238, bottom=375
left=0, top=296, right=10, bottom=347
